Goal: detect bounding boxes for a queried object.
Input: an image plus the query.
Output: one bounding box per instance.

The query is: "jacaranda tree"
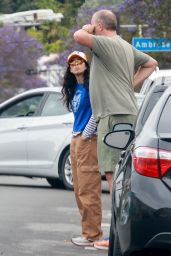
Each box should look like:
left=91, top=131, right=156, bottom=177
left=118, top=0, right=171, bottom=68
left=0, top=25, right=46, bottom=102
left=118, top=0, right=171, bottom=37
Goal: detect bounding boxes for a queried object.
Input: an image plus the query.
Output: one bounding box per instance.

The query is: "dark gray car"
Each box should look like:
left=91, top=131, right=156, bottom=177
left=106, top=84, right=171, bottom=256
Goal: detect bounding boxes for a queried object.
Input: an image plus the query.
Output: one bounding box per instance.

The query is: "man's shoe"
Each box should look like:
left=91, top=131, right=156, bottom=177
left=71, top=236, right=94, bottom=246
left=93, top=239, right=109, bottom=250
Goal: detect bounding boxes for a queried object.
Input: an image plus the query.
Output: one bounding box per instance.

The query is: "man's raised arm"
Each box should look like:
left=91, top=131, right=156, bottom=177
left=73, top=24, right=95, bottom=48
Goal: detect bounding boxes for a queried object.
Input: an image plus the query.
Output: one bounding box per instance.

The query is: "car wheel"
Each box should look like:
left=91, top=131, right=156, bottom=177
left=59, top=148, right=73, bottom=190
left=114, top=231, right=122, bottom=256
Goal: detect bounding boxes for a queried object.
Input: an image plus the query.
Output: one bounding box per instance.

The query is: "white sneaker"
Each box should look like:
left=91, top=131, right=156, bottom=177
left=71, top=236, right=94, bottom=246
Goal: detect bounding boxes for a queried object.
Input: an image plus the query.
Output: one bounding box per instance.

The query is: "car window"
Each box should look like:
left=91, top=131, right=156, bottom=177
left=0, top=95, right=43, bottom=118
left=158, top=96, right=171, bottom=133
left=141, top=91, right=164, bottom=125
left=135, top=86, right=167, bottom=135
left=41, top=92, right=68, bottom=116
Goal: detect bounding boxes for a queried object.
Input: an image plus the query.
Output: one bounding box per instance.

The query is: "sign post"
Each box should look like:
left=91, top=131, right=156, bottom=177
left=132, top=37, right=171, bottom=52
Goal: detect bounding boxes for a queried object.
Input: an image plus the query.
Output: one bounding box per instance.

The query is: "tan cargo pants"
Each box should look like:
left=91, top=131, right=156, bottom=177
left=70, top=134, right=102, bottom=240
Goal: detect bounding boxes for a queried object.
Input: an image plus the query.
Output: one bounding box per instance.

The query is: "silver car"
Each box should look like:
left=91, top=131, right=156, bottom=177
left=0, top=87, right=74, bottom=190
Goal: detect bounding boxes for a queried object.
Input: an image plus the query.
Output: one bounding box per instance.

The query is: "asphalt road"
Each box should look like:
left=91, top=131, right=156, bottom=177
left=0, top=176, right=111, bottom=256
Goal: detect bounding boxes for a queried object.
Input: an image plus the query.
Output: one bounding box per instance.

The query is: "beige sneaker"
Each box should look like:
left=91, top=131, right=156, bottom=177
left=94, top=239, right=109, bottom=250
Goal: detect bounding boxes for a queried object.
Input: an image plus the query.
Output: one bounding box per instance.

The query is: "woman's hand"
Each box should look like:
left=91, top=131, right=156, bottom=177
left=81, top=134, right=90, bottom=141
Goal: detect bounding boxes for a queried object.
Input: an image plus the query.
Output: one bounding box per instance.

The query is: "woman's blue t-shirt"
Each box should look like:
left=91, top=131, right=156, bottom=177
left=71, top=83, right=92, bottom=133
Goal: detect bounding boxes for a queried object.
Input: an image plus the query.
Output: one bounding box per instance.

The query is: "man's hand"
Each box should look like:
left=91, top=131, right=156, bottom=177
left=74, top=24, right=95, bottom=48
left=82, top=24, right=95, bottom=34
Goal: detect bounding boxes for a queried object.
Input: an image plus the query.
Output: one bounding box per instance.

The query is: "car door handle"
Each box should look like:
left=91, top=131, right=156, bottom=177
left=17, top=125, right=27, bottom=130
left=62, top=122, right=73, bottom=125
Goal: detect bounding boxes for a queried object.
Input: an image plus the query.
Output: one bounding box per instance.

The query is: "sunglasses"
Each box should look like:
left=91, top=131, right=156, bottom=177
left=69, top=59, right=84, bottom=67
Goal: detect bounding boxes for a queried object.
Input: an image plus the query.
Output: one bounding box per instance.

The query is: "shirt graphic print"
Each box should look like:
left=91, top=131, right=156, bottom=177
left=72, top=92, right=81, bottom=113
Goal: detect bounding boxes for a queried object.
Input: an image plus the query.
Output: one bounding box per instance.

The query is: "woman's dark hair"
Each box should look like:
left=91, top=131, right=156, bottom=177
left=62, top=61, right=90, bottom=111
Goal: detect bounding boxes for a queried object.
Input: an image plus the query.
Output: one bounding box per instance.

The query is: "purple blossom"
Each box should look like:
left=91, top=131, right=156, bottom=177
left=118, top=0, right=171, bottom=37
left=0, top=25, right=46, bottom=102
left=154, top=0, right=161, bottom=8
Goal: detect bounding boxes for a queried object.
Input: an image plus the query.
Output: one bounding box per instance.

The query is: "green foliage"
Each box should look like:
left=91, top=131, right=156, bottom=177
left=41, top=21, right=69, bottom=42
left=0, top=0, right=84, bottom=54
left=0, top=0, right=13, bottom=13
left=3, top=0, right=62, bottom=13
left=27, top=28, right=44, bottom=42
left=27, top=21, right=69, bottom=54
left=44, top=40, right=64, bottom=53
left=60, top=0, right=85, bottom=27
left=32, top=0, right=63, bottom=13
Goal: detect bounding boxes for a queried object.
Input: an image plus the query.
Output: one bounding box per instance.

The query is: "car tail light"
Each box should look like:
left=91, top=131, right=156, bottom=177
left=133, top=147, right=171, bottom=178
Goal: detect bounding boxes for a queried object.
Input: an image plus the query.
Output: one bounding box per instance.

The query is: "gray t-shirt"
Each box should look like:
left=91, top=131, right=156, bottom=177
left=90, top=35, right=150, bottom=121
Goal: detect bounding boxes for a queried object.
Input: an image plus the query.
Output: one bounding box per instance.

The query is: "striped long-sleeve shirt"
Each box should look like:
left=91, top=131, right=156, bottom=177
left=82, top=115, right=97, bottom=138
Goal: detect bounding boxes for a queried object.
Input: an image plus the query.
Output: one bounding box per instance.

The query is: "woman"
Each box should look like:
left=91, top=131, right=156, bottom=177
left=62, top=51, right=102, bottom=246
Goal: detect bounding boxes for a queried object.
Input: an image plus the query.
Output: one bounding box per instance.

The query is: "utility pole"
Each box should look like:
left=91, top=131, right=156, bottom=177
left=120, top=24, right=148, bottom=37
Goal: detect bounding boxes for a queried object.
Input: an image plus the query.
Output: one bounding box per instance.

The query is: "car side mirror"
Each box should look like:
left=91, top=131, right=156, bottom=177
left=104, top=123, right=135, bottom=149
left=103, top=129, right=135, bottom=150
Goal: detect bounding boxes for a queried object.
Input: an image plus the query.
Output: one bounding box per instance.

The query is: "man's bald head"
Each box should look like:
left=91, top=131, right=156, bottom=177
left=92, top=10, right=117, bottom=31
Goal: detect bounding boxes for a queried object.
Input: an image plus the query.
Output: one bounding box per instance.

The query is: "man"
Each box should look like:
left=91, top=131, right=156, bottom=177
left=73, top=9, right=158, bottom=250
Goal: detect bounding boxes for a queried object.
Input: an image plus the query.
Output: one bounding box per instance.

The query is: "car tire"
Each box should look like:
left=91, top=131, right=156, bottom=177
left=108, top=218, right=115, bottom=256
left=46, top=177, right=64, bottom=189
left=59, top=148, right=73, bottom=190
left=114, top=231, right=122, bottom=256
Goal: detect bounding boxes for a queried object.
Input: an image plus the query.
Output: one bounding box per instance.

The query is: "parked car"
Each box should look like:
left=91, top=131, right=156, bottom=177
left=134, top=92, right=145, bottom=108
left=105, top=83, right=171, bottom=255
left=0, top=87, right=74, bottom=190
left=140, top=68, right=171, bottom=95
left=0, top=86, right=145, bottom=190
